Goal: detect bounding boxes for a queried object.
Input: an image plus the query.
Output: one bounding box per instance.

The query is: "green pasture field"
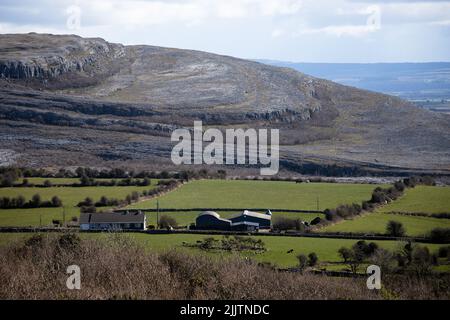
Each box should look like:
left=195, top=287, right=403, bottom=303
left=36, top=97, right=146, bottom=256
left=318, top=186, right=450, bottom=237
left=378, top=186, right=450, bottom=214
left=0, top=232, right=446, bottom=271
left=319, top=212, right=450, bottom=237
left=0, top=182, right=159, bottom=226
left=128, top=179, right=383, bottom=211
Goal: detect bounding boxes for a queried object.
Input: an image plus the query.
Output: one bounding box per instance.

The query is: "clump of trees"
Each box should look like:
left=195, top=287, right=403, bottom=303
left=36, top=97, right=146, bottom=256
left=0, top=194, right=62, bottom=209
left=428, top=228, right=450, bottom=243
left=189, top=236, right=266, bottom=252
left=158, top=215, right=178, bottom=229
left=0, top=168, right=21, bottom=187
left=272, top=217, right=306, bottom=231
left=296, top=252, right=319, bottom=273
left=338, top=241, right=379, bottom=274
left=395, top=241, right=438, bottom=276
left=94, top=196, right=120, bottom=207
left=337, top=240, right=439, bottom=276
left=324, top=203, right=362, bottom=221
left=386, top=220, right=406, bottom=237
left=78, top=176, right=152, bottom=187
left=0, top=166, right=227, bottom=188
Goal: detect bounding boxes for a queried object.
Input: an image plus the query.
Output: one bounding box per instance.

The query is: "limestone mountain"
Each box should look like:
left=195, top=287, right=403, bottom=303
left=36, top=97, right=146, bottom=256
left=0, top=33, right=449, bottom=175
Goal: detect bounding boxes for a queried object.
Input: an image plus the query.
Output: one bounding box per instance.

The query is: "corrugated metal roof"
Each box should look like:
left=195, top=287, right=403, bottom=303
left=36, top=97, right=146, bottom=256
left=80, top=212, right=145, bottom=224
left=198, top=211, right=221, bottom=218
left=230, top=210, right=272, bottom=220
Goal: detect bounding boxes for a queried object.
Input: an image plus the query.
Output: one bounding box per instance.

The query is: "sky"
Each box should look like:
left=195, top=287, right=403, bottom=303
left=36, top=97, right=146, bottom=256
left=0, top=0, right=449, bottom=63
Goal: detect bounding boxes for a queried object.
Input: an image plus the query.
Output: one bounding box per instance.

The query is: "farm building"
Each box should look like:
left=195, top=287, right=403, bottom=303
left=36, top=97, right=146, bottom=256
left=80, top=211, right=146, bottom=231
left=195, top=209, right=272, bottom=231
left=229, top=210, right=272, bottom=229
left=195, top=211, right=231, bottom=230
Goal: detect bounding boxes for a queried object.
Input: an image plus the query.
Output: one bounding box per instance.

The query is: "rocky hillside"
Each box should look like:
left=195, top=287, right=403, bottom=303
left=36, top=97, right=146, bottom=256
left=0, top=33, right=449, bottom=175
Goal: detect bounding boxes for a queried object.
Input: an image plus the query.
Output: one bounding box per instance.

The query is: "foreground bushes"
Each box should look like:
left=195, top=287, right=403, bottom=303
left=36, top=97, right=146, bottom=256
left=1, top=234, right=448, bottom=300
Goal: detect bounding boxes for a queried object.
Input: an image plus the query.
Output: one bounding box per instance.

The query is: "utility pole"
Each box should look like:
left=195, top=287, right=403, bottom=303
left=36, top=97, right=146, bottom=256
left=39, top=213, right=42, bottom=229
left=156, top=200, right=159, bottom=229
left=62, top=206, right=66, bottom=227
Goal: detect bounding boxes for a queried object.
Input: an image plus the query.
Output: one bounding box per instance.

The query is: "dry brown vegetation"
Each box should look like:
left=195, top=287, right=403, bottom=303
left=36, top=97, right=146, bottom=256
left=0, top=233, right=448, bottom=300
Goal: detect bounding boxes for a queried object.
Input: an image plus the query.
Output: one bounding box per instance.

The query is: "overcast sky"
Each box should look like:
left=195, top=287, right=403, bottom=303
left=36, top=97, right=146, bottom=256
left=0, top=0, right=449, bottom=63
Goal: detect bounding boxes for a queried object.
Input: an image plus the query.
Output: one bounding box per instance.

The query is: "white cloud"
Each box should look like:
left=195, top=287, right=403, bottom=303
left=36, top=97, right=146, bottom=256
left=297, top=24, right=380, bottom=37
left=0, top=0, right=448, bottom=62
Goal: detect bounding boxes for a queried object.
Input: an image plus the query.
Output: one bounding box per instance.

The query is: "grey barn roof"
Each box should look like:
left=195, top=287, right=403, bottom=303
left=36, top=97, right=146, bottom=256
left=80, top=211, right=145, bottom=224
left=230, top=210, right=272, bottom=220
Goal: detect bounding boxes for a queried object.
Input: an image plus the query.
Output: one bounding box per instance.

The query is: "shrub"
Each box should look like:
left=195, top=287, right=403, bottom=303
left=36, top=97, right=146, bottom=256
left=429, top=228, right=450, bottom=243
left=296, top=254, right=308, bottom=273
left=394, top=181, right=406, bottom=192
left=308, top=252, right=318, bottom=267
left=411, top=246, right=434, bottom=275
left=80, top=206, right=96, bottom=213
left=131, top=191, right=140, bottom=201
left=272, top=217, right=305, bottom=231
left=338, top=247, right=352, bottom=263
left=0, top=234, right=448, bottom=299
left=43, top=180, right=52, bottom=187
left=159, top=215, right=178, bottom=229
left=51, top=196, right=62, bottom=207
left=0, top=170, right=19, bottom=187
left=386, top=220, right=405, bottom=237
left=58, top=233, right=81, bottom=250
left=438, top=246, right=450, bottom=259
left=31, top=194, right=42, bottom=208
left=77, top=197, right=94, bottom=207
left=352, top=241, right=378, bottom=258
left=94, top=196, right=119, bottom=207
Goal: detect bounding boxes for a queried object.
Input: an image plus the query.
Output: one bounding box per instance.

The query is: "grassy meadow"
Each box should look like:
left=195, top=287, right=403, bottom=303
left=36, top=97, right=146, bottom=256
left=0, top=181, right=159, bottom=226
left=128, top=179, right=382, bottom=227
left=128, top=179, right=383, bottom=210
left=378, top=186, right=450, bottom=214
left=320, top=212, right=450, bottom=237
left=319, top=186, right=450, bottom=237
left=0, top=232, right=447, bottom=270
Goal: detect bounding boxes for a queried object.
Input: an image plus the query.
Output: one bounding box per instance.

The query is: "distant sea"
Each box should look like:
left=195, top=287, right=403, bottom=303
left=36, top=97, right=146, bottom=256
left=257, top=60, right=450, bottom=114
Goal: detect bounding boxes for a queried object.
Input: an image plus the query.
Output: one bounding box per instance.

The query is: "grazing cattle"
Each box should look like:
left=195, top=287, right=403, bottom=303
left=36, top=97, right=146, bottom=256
left=287, top=249, right=294, bottom=254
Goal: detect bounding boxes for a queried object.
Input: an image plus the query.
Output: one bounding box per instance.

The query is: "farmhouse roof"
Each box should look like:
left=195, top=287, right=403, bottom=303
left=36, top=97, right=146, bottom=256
left=80, top=211, right=145, bottom=224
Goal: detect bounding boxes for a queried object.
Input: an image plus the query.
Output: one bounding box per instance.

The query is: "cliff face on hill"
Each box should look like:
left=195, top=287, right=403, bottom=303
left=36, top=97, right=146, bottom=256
left=0, top=33, right=125, bottom=79
left=0, top=33, right=449, bottom=175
